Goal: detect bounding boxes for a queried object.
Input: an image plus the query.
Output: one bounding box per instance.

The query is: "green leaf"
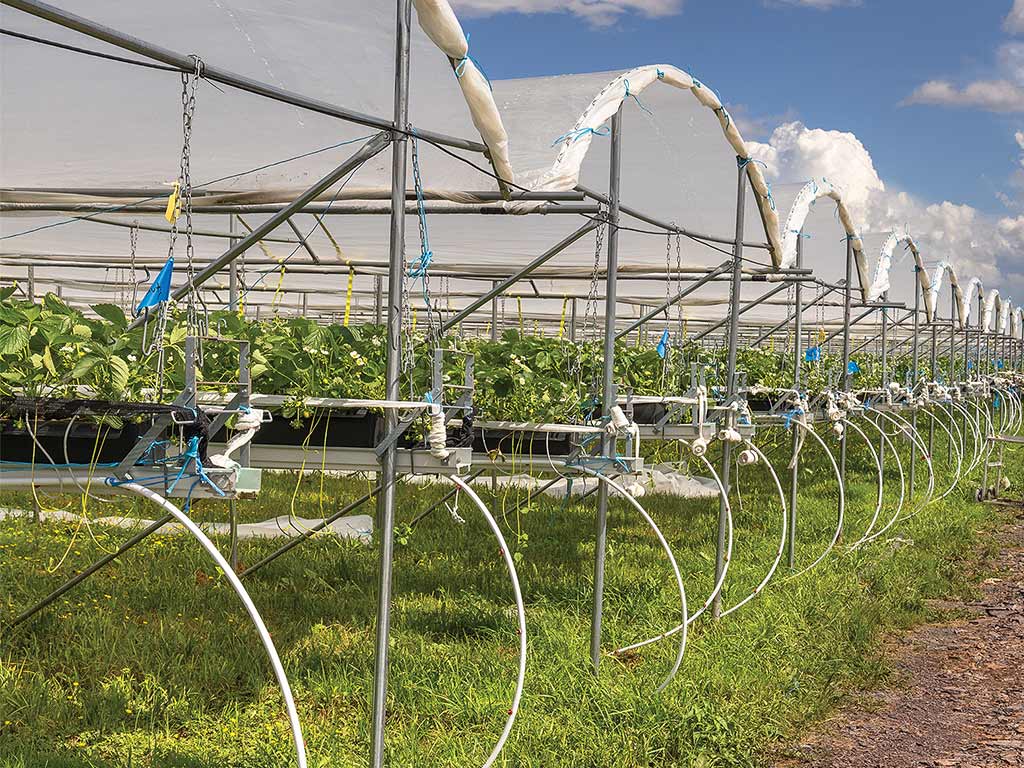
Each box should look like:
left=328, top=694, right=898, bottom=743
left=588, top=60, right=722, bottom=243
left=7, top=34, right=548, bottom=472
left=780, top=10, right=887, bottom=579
left=0, top=325, right=29, bottom=356
left=91, top=303, right=127, bottom=328
left=70, top=356, right=99, bottom=380
left=41, top=346, right=57, bottom=376
left=71, top=324, right=92, bottom=339
left=0, top=286, right=16, bottom=302
left=108, top=355, right=130, bottom=393
left=168, top=324, right=187, bottom=346
left=42, top=293, right=74, bottom=315
left=249, top=363, right=269, bottom=380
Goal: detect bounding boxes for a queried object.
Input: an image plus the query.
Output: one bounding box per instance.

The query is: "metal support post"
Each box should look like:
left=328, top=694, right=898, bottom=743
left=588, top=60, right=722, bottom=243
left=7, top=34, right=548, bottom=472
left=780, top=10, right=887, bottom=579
left=374, top=274, right=383, bottom=325
left=370, top=2, right=410, bottom=765
left=838, top=237, right=853, bottom=487
left=712, top=160, right=747, bottom=618
left=787, top=236, right=803, bottom=568
left=910, top=275, right=921, bottom=493
left=490, top=281, right=499, bottom=341
left=228, top=214, right=239, bottom=311
left=590, top=106, right=622, bottom=675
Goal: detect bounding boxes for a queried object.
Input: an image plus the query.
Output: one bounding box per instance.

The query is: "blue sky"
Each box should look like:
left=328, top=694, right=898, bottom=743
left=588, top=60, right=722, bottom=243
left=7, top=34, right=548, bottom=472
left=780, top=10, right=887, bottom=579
left=454, top=0, right=1023, bottom=217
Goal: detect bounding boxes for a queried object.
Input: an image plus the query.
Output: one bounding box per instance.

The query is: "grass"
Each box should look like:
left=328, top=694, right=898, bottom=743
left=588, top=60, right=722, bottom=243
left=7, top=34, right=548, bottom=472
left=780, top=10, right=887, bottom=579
left=0, top=424, right=1012, bottom=767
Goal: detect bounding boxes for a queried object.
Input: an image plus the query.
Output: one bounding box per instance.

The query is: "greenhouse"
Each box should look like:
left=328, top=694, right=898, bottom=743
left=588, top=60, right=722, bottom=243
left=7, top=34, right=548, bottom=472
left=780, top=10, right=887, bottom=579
left=1, top=1, right=1022, bottom=766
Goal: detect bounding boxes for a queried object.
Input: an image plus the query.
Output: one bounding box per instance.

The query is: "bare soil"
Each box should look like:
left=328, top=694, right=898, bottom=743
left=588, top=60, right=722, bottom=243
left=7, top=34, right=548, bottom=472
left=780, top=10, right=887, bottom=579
left=776, top=510, right=1024, bottom=768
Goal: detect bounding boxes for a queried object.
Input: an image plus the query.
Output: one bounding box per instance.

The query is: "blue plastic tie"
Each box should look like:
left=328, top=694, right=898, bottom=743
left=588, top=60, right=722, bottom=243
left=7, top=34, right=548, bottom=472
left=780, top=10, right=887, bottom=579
left=782, top=407, right=804, bottom=430
left=551, top=125, right=610, bottom=147
left=623, top=79, right=653, bottom=116
left=453, top=33, right=493, bottom=91
left=847, top=360, right=860, bottom=375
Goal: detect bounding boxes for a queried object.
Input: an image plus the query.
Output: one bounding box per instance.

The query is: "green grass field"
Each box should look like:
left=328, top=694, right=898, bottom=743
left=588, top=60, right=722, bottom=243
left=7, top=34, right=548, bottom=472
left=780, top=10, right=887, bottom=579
left=0, top=424, right=1011, bottom=767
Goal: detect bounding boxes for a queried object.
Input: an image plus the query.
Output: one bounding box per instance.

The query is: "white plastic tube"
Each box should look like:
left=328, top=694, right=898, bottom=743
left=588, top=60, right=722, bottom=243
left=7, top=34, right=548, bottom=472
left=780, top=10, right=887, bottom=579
left=852, top=415, right=907, bottom=548
left=786, top=423, right=845, bottom=580
left=838, top=418, right=884, bottom=548
left=118, top=482, right=307, bottom=768
left=447, top=475, right=526, bottom=768
left=580, top=468, right=688, bottom=693
left=719, top=439, right=788, bottom=618
left=613, top=443, right=729, bottom=654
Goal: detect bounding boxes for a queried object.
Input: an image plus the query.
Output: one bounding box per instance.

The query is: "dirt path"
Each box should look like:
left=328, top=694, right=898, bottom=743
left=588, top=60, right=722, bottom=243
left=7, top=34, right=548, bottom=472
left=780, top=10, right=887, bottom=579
left=777, top=511, right=1024, bottom=768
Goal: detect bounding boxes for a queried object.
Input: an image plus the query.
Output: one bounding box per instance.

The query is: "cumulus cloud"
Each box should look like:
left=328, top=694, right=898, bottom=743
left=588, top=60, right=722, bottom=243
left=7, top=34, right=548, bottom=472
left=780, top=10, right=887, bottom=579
left=1007, top=0, right=1024, bottom=34
left=903, top=79, right=1024, bottom=112
left=747, top=121, right=884, bottom=223
left=451, top=0, right=683, bottom=26
left=750, top=121, right=1021, bottom=295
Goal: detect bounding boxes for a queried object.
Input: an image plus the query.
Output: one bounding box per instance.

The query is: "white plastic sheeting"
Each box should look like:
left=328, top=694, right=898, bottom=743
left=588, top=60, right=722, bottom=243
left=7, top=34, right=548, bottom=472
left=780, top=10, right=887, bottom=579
left=963, top=276, right=985, bottom=326
left=0, top=507, right=374, bottom=541
left=778, top=177, right=865, bottom=293
left=984, top=288, right=1002, bottom=333
left=412, top=0, right=514, bottom=185
left=868, top=232, right=929, bottom=309
left=522, top=64, right=783, bottom=265
left=927, top=262, right=966, bottom=329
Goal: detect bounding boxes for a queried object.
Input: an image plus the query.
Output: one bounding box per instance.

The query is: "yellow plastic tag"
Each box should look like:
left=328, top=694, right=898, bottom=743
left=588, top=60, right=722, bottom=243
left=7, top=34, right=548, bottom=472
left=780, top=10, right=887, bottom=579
left=164, top=182, right=181, bottom=224
left=343, top=267, right=355, bottom=326
left=558, top=296, right=568, bottom=339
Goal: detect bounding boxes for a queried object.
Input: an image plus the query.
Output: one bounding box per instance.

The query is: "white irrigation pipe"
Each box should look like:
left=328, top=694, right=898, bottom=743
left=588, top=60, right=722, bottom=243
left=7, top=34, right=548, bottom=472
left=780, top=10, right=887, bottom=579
left=677, top=441, right=732, bottom=626
left=872, top=408, right=935, bottom=507
left=117, top=482, right=307, bottom=768
left=719, top=439, right=788, bottom=618
left=839, top=418, right=884, bottom=546
left=950, top=401, right=984, bottom=475
left=446, top=475, right=526, bottom=768
left=613, top=443, right=731, bottom=658
left=1004, top=388, right=1023, bottom=435
left=994, top=388, right=1013, bottom=434
left=920, top=408, right=963, bottom=505
left=854, top=414, right=907, bottom=548
left=786, top=423, right=845, bottom=580
left=579, top=467, right=688, bottom=693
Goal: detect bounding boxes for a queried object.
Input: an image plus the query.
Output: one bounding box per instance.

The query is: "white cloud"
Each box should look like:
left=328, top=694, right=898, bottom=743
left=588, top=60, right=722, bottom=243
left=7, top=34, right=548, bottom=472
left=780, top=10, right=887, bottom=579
left=1007, top=0, right=1024, bottom=34
left=903, top=79, right=1024, bottom=112
left=747, top=121, right=884, bottom=223
left=750, top=121, right=1021, bottom=295
left=451, top=0, right=683, bottom=26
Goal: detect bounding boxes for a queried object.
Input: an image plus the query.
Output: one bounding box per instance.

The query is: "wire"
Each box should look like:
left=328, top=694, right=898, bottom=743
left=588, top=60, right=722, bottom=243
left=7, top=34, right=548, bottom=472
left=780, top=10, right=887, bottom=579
left=238, top=157, right=367, bottom=298
left=0, top=28, right=180, bottom=72
left=0, top=134, right=375, bottom=242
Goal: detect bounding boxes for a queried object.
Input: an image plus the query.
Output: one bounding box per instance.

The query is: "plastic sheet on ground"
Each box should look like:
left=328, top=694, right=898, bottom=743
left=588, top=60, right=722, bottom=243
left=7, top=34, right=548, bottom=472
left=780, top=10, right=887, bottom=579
left=410, top=467, right=719, bottom=499
left=0, top=507, right=373, bottom=542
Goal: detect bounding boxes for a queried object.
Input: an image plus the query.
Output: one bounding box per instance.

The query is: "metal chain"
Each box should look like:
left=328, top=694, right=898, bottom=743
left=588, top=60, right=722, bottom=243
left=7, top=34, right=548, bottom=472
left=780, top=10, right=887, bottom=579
left=178, top=57, right=208, bottom=356
left=582, top=205, right=606, bottom=342
left=128, top=220, right=139, bottom=313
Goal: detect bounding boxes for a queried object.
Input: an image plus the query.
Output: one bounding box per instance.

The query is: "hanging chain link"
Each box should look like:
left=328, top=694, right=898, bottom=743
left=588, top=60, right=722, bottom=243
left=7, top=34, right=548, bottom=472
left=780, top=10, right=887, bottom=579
left=128, top=221, right=140, bottom=313
left=178, top=57, right=208, bottom=358
left=582, top=205, right=606, bottom=342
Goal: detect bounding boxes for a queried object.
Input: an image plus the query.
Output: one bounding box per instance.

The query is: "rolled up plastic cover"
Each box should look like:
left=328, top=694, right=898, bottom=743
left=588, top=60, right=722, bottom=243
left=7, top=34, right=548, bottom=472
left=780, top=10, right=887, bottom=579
left=413, top=0, right=515, bottom=185
left=779, top=178, right=865, bottom=296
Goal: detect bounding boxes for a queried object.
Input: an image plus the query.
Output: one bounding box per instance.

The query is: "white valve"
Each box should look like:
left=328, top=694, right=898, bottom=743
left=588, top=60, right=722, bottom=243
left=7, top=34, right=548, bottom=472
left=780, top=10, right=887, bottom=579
left=718, top=427, right=742, bottom=444
left=832, top=422, right=844, bottom=438
left=690, top=436, right=709, bottom=457
left=737, top=448, right=759, bottom=466
left=608, top=405, right=631, bottom=433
